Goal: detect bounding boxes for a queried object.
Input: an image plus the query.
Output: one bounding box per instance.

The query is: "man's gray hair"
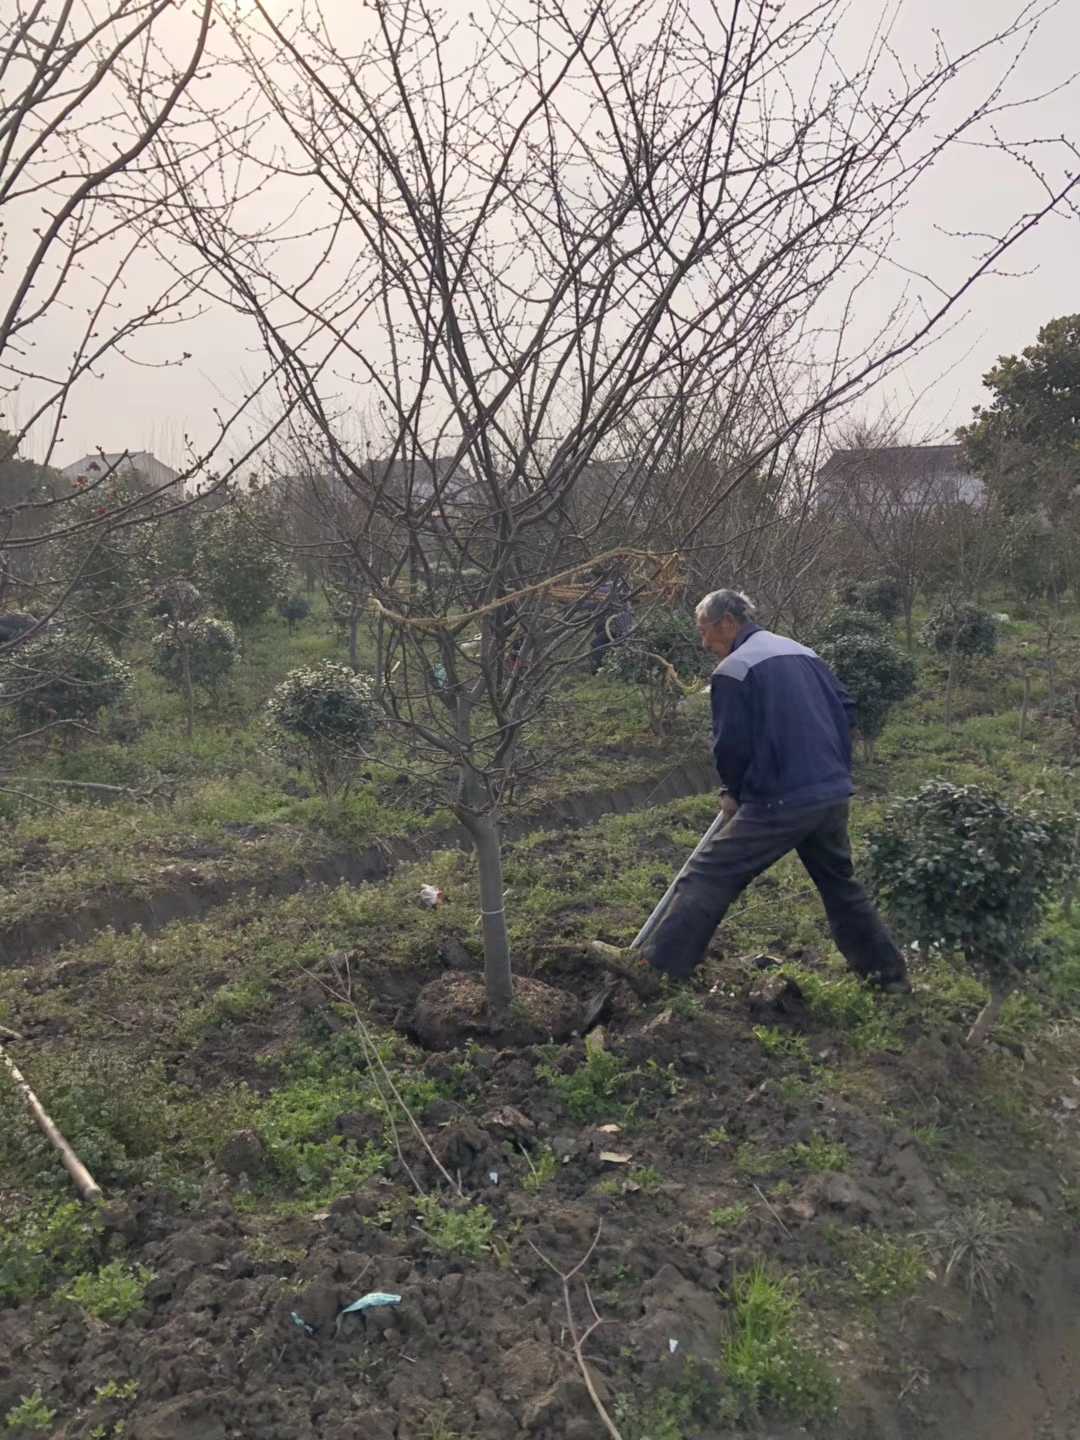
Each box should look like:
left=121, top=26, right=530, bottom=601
left=695, top=588, right=757, bottom=625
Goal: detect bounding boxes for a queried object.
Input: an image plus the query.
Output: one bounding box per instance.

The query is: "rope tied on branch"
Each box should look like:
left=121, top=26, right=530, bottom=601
left=369, top=547, right=681, bottom=634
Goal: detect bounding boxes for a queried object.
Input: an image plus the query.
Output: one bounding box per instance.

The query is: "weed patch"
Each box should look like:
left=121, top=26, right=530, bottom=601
left=538, top=1047, right=633, bottom=1122
left=724, top=1266, right=837, bottom=1420
left=709, top=1202, right=750, bottom=1232
left=4, top=1392, right=56, bottom=1434
left=0, top=1199, right=102, bottom=1304
left=65, top=1260, right=154, bottom=1323
left=836, top=1230, right=926, bottom=1301
left=416, top=1198, right=494, bottom=1257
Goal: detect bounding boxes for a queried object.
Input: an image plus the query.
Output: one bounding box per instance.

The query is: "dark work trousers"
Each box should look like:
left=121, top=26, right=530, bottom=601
left=641, top=801, right=904, bottom=982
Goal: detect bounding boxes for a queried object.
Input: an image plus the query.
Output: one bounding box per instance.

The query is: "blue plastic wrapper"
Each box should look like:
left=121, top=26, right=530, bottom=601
left=338, top=1292, right=401, bottom=1316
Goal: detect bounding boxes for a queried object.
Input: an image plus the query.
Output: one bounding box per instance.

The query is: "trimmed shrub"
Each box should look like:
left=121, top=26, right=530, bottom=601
left=921, top=603, right=997, bottom=660
left=265, top=660, right=378, bottom=799
left=602, top=605, right=704, bottom=734
left=815, top=631, right=915, bottom=757
left=150, top=580, right=203, bottom=623
left=602, top=605, right=700, bottom=683
left=278, top=594, right=312, bottom=631
left=811, top=607, right=889, bottom=648
left=5, top=632, right=132, bottom=729
left=197, top=502, right=290, bottom=627
left=866, top=782, right=1071, bottom=1038
left=839, top=576, right=903, bottom=621
left=151, top=616, right=239, bottom=697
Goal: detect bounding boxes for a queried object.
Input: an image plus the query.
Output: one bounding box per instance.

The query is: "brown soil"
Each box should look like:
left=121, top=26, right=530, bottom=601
left=2, top=946, right=1077, bottom=1439
left=412, top=972, right=580, bottom=1049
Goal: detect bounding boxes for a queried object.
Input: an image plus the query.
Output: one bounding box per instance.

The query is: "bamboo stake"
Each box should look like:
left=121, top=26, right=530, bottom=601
left=0, top=1044, right=102, bottom=1203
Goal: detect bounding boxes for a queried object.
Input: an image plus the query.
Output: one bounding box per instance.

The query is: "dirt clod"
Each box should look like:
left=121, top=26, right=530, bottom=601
left=412, top=972, right=578, bottom=1049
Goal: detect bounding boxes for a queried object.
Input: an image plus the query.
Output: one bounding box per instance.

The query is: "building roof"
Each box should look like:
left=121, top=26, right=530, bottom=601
left=60, top=450, right=178, bottom=481
left=818, top=444, right=984, bottom=505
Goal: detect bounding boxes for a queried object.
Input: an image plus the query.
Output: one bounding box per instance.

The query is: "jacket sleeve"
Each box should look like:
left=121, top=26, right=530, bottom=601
left=710, top=672, right=753, bottom=798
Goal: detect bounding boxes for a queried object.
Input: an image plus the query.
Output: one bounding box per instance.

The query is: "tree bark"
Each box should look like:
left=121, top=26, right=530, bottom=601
left=458, top=807, right=513, bottom=1018
left=944, top=649, right=956, bottom=729
left=966, top=985, right=1010, bottom=1046
left=181, top=641, right=195, bottom=742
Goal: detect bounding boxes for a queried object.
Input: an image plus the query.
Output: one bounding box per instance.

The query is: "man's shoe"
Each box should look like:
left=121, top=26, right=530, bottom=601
left=866, top=969, right=912, bottom=995
left=588, top=941, right=665, bottom=999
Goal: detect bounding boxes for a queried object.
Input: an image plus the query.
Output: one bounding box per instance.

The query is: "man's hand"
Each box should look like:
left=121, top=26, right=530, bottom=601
left=720, top=792, right=739, bottom=821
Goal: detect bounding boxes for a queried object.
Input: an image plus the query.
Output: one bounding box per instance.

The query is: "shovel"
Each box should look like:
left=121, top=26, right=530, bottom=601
left=583, top=806, right=731, bottom=1023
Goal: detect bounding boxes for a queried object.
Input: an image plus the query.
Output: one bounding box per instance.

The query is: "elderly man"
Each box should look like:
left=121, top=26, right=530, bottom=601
left=600, top=589, right=910, bottom=996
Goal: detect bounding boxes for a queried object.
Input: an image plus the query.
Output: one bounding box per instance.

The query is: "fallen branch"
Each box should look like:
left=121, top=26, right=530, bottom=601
left=0, top=1023, right=24, bottom=1040
left=1, top=1043, right=102, bottom=1202
left=527, top=1227, right=624, bottom=1440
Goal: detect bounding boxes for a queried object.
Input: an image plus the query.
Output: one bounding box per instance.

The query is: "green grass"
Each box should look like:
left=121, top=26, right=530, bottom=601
left=791, top=1135, right=849, bottom=1173
left=709, top=1202, right=750, bottom=1232
left=0, top=1199, right=102, bottom=1304
left=836, top=1230, right=926, bottom=1301
left=64, top=1260, right=154, bottom=1322
left=538, top=1047, right=634, bottom=1123
left=416, top=1198, right=495, bottom=1257
left=723, top=1266, right=837, bottom=1419
left=4, top=1392, right=56, bottom=1434
left=615, top=1359, right=718, bottom=1439
left=522, top=1146, right=558, bottom=1193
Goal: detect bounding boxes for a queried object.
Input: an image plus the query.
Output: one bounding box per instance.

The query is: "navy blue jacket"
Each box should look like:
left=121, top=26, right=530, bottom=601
left=710, top=624, right=855, bottom=813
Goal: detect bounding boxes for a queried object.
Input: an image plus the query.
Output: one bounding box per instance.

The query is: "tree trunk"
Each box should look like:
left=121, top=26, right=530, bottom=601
left=350, top=610, right=360, bottom=672
left=1019, top=670, right=1030, bottom=741
left=458, top=807, right=513, bottom=1018
left=944, top=649, right=956, bottom=728
left=903, top=598, right=914, bottom=653
left=966, top=985, right=1010, bottom=1046
left=181, top=642, right=194, bottom=742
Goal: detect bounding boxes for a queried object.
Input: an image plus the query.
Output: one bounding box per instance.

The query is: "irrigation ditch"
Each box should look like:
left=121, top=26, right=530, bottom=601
left=2, top=756, right=718, bottom=962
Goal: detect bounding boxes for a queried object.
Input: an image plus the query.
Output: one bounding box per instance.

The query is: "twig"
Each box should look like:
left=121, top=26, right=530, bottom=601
left=301, top=955, right=464, bottom=1198
left=753, top=1183, right=791, bottom=1237
left=1, top=1043, right=102, bottom=1202
left=527, top=1227, right=624, bottom=1440
left=0, top=1023, right=24, bottom=1041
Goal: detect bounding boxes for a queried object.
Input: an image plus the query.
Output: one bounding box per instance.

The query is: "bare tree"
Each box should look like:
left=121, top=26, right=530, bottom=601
left=150, top=0, right=1078, bottom=1017
left=0, top=0, right=303, bottom=665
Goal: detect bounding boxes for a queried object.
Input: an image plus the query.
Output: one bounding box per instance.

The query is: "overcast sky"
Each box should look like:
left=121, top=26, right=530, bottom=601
left=9, top=0, right=1079, bottom=470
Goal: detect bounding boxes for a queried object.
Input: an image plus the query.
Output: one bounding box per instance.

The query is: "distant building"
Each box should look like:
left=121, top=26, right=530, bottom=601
left=817, top=444, right=985, bottom=512
left=60, top=450, right=179, bottom=492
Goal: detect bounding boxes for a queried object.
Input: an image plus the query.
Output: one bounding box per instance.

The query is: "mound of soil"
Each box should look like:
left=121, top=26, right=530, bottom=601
left=412, top=972, right=579, bottom=1049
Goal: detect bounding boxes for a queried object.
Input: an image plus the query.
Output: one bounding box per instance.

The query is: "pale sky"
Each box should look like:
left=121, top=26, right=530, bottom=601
left=7, top=0, right=1078, bottom=471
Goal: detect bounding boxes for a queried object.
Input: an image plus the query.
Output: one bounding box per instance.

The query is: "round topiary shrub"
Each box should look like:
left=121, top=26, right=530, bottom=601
left=150, top=580, right=203, bottom=624
left=815, top=631, right=915, bottom=759
left=811, top=606, right=889, bottom=649
left=265, top=659, right=378, bottom=799
left=920, top=603, right=997, bottom=660
left=865, top=782, right=1071, bottom=1041
left=602, top=605, right=704, bottom=733
left=6, top=632, right=132, bottom=729
left=839, top=576, right=903, bottom=621
left=151, top=617, right=239, bottom=697
left=277, top=595, right=312, bottom=631
left=602, top=605, right=701, bottom=684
